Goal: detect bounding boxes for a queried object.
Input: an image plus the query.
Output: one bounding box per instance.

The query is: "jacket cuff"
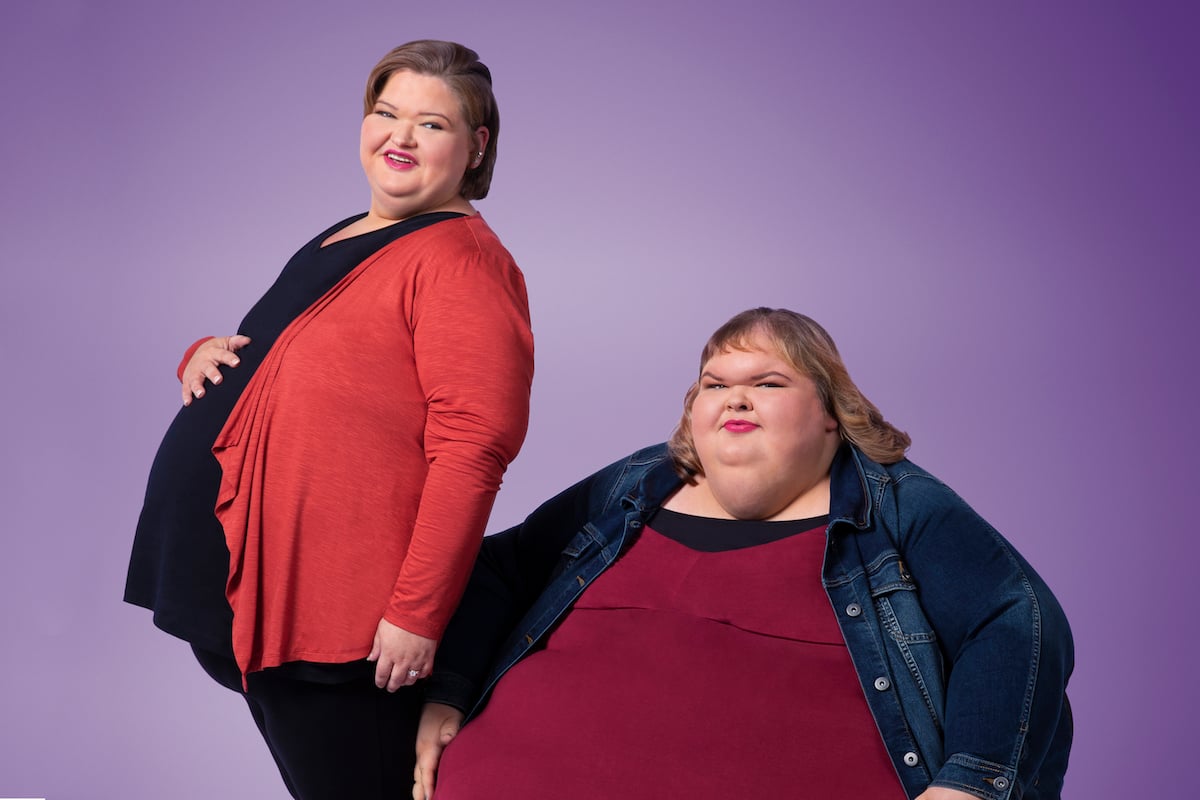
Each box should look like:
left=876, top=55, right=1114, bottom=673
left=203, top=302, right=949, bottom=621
left=929, top=752, right=1018, bottom=800
left=422, top=670, right=476, bottom=714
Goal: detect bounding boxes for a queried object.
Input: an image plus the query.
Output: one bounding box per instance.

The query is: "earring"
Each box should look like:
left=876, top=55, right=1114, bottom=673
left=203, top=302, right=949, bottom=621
left=472, top=151, right=483, bottom=167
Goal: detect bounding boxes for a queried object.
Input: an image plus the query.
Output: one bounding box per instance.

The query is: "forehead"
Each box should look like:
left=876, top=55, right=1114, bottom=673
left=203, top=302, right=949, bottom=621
left=703, top=338, right=796, bottom=373
left=378, top=70, right=460, bottom=109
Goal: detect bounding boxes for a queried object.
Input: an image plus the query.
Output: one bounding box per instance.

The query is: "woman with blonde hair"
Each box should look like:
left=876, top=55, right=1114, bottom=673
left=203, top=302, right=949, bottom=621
left=416, top=308, right=1072, bottom=800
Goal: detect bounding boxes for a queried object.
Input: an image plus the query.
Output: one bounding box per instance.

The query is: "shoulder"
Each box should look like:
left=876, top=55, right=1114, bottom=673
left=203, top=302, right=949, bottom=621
left=516, top=444, right=674, bottom=538
left=857, top=450, right=953, bottom=497
left=402, top=215, right=513, bottom=261
left=882, top=458, right=948, bottom=493
left=854, top=451, right=982, bottom=527
left=584, top=444, right=677, bottom=515
left=592, top=443, right=672, bottom=484
left=533, top=445, right=674, bottom=520
left=393, top=217, right=524, bottom=296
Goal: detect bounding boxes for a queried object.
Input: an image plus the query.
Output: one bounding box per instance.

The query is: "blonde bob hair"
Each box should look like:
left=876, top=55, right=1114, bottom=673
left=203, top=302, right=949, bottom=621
left=363, top=40, right=499, bottom=200
left=668, top=308, right=911, bottom=478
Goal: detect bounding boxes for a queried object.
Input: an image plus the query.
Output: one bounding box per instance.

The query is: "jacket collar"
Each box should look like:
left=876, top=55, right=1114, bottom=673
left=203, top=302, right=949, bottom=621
left=829, top=442, right=879, bottom=531
left=621, top=443, right=685, bottom=515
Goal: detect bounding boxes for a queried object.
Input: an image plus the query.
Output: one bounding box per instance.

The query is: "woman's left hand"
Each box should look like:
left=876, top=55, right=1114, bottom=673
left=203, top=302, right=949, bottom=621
left=915, top=788, right=983, bottom=800
left=367, top=617, right=436, bottom=692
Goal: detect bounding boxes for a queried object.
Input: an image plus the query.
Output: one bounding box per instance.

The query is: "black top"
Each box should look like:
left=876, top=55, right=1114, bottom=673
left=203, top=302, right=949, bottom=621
left=125, top=212, right=464, bottom=664
left=647, top=508, right=831, bottom=552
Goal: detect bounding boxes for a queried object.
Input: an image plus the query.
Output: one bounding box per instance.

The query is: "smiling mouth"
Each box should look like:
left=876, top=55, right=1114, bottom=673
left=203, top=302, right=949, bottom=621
left=386, top=153, right=415, bottom=165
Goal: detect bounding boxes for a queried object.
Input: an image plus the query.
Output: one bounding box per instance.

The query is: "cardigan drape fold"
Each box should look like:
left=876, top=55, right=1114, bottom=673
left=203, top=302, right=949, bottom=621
left=212, top=215, right=534, bottom=682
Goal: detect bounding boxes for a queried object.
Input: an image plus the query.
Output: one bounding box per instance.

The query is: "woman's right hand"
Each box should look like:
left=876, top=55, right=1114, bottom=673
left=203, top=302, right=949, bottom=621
left=181, top=335, right=251, bottom=405
left=413, top=702, right=464, bottom=800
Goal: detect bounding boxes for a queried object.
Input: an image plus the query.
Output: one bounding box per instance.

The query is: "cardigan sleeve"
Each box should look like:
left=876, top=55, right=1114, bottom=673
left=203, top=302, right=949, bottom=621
left=381, top=233, right=535, bottom=641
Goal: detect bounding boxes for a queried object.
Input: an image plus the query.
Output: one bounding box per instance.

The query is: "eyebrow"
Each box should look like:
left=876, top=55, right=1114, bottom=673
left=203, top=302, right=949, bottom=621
left=700, top=370, right=793, bottom=382
left=374, top=99, right=454, bottom=122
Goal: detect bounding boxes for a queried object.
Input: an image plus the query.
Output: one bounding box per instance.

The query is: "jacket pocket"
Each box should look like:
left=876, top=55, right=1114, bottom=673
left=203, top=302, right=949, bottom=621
left=870, top=558, right=936, bottom=643
left=547, top=525, right=602, bottom=584
left=561, top=526, right=599, bottom=559
left=868, top=557, right=945, bottom=728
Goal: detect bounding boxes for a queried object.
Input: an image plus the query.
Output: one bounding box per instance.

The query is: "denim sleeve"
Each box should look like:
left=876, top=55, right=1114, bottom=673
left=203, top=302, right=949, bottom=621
left=891, top=473, right=1074, bottom=800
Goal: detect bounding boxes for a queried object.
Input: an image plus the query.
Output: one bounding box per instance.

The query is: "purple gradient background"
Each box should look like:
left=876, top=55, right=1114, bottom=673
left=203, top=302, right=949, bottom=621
left=2, top=2, right=1195, bottom=797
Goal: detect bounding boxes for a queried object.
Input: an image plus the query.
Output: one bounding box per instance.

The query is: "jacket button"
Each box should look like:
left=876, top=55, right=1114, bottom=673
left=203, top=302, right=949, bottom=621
left=630, top=520, right=642, bottom=529
left=993, top=776, right=1010, bottom=790
left=873, top=677, right=890, bottom=691
left=845, top=603, right=862, bottom=617
left=903, top=752, right=919, bottom=767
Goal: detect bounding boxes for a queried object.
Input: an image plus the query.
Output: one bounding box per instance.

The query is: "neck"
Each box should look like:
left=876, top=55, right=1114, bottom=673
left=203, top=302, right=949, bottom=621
left=366, top=200, right=475, bottom=229
left=664, top=474, right=831, bottom=521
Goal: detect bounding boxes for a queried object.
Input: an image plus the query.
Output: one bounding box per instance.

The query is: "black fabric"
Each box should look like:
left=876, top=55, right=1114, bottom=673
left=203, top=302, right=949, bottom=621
left=192, top=646, right=421, bottom=800
left=125, top=212, right=464, bottom=659
left=647, top=507, right=830, bottom=552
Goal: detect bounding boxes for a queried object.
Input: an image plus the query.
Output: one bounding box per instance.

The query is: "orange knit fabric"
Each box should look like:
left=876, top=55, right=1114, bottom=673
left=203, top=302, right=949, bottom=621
left=212, top=215, right=533, bottom=681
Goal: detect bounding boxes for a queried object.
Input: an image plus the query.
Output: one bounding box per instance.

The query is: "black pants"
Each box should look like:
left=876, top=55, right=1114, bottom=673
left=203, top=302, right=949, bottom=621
left=193, top=646, right=420, bottom=800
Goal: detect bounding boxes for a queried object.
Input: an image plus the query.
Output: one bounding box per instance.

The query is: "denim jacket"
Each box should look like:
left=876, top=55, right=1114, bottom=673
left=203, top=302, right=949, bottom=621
left=429, top=443, right=1073, bottom=800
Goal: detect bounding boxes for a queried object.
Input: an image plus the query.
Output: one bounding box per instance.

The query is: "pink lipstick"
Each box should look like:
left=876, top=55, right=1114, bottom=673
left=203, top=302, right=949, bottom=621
left=384, top=149, right=417, bottom=169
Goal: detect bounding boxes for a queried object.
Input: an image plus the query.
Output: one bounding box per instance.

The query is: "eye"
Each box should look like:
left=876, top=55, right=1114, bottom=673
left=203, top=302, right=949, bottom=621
left=701, top=382, right=726, bottom=390
left=756, top=381, right=783, bottom=388
left=420, top=121, right=444, bottom=130
left=373, top=109, right=395, bottom=119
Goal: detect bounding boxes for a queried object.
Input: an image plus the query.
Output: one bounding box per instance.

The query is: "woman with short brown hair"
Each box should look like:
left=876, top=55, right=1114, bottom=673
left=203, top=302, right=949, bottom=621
left=125, top=40, right=533, bottom=799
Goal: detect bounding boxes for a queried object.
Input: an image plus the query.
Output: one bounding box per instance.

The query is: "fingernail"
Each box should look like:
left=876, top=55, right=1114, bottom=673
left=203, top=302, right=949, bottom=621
left=195, top=389, right=204, bottom=398
left=231, top=358, right=240, bottom=366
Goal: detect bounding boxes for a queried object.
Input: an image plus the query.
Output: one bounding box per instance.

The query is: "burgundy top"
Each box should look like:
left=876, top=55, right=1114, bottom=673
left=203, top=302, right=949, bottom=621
left=433, top=511, right=907, bottom=799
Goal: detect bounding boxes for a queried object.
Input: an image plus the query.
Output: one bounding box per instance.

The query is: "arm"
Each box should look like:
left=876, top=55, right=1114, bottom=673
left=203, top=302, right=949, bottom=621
left=177, top=335, right=250, bottom=405
left=370, top=246, right=535, bottom=692
left=895, top=475, right=1073, bottom=799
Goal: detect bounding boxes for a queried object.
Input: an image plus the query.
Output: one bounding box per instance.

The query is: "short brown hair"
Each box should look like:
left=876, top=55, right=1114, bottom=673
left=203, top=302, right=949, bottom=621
left=668, top=308, right=911, bottom=477
left=363, top=40, right=499, bottom=200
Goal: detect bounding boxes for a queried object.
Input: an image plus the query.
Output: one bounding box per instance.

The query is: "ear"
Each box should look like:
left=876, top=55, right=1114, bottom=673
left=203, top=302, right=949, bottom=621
left=472, top=126, right=490, bottom=160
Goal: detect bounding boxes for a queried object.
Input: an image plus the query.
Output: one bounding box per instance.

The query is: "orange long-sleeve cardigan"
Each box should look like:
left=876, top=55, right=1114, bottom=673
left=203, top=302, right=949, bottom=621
left=207, top=215, right=533, bottom=682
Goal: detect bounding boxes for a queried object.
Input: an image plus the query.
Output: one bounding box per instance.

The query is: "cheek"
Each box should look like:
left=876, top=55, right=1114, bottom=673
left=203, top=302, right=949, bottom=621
left=360, top=119, right=386, bottom=151
left=691, top=425, right=717, bottom=458
left=690, top=396, right=719, bottom=427
left=441, top=141, right=471, bottom=172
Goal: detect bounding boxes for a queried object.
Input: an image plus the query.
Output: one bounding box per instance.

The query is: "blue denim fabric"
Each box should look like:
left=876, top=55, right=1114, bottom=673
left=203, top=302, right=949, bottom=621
left=462, top=443, right=1073, bottom=800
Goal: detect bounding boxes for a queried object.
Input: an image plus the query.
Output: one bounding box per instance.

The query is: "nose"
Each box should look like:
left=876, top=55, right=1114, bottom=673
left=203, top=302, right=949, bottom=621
left=389, top=122, right=416, bottom=148
left=726, top=387, right=751, bottom=411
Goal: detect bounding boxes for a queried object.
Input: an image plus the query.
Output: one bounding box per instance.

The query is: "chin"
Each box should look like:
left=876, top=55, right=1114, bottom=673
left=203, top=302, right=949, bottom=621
left=708, top=491, right=779, bottom=521
left=723, top=504, right=780, bottom=522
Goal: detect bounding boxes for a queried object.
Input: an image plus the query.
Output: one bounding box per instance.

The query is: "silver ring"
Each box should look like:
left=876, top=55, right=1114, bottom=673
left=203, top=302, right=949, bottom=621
left=408, top=669, right=420, bottom=678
